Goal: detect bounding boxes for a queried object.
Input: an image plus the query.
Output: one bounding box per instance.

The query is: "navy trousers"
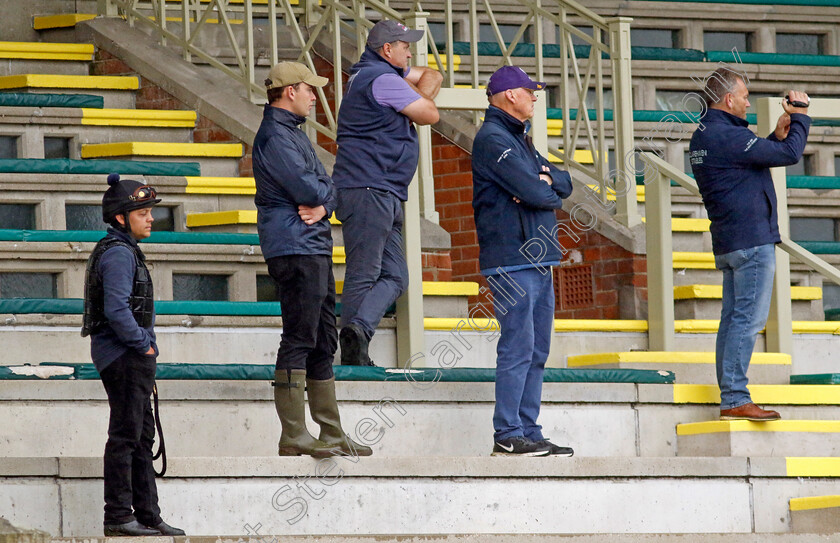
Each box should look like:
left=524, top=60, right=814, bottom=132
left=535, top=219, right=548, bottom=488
left=336, top=187, right=409, bottom=340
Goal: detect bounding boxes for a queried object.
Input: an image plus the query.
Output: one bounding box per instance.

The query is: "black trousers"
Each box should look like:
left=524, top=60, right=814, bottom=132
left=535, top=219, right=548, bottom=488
left=266, top=254, right=337, bottom=380
left=99, top=350, right=162, bottom=527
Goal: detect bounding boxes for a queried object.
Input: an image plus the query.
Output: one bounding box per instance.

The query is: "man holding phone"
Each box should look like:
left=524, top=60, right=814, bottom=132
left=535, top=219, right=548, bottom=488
left=689, top=67, right=810, bottom=421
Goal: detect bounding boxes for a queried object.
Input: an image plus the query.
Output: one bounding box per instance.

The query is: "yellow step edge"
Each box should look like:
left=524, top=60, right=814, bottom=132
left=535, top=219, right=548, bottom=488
left=81, top=109, right=197, bottom=128
left=33, top=14, right=97, bottom=30
left=548, top=149, right=596, bottom=165
left=673, top=384, right=840, bottom=405
left=336, top=281, right=478, bottom=296
left=427, top=54, right=461, bottom=71
left=789, top=495, right=840, bottom=512
left=422, top=318, right=648, bottom=332
left=677, top=420, right=840, bottom=436
left=786, top=457, right=840, bottom=477
left=185, top=176, right=255, bottom=195
left=186, top=209, right=341, bottom=226
left=0, top=52, right=93, bottom=61
left=568, top=351, right=790, bottom=367
left=674, top=320, right=840, bottom=335
left=673, top=252, right=716, bottom=269
left=671, top=217, right=711, bottom=232
left=585, top=184, right=645, bottom=203
left=0, top=41, right=94, bottom=54
left=674, top=284, right=822, bottom=301
left=0, top=74, right=139, bottom=91
left=186, top=210, right=255, bottom=227
left=81, top=142, right=242, bottom=158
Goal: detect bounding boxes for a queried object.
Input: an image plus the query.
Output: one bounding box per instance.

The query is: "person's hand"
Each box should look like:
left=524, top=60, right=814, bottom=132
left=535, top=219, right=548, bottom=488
left=145, top=347, right=155, bottom=355
left=539, top=165, right=553, bottom=185
left=774, top=113, right=791, bottom=141
left=298, top=205, right=327, bottom=225
left=782, top=90, right=809, bottom=115
left=512, top=196, right=521, bottom=204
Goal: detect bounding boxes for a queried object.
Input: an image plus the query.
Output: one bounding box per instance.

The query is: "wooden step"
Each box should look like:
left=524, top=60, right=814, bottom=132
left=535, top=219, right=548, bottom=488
left=677, top=420, right=840, bottom=457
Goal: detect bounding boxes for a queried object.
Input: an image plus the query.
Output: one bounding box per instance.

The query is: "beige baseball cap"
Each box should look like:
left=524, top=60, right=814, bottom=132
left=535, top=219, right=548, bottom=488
left=265, top=62, right=328, bottom=89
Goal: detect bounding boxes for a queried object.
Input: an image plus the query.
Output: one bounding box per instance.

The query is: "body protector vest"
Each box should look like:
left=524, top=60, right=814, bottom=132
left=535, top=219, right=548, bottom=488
left=81, top=237, right=154, bottom=337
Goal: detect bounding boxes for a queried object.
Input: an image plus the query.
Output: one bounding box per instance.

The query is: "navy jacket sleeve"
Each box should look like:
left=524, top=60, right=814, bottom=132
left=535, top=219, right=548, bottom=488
left=727, top=113, right=811, bottom=169
left=481, top=134, right=565, bottom=210
left=99, top=246, right=155, bottom=355
left=538, top=155, right=573, bottom=198
left=263, top=134, right=334, bottom=207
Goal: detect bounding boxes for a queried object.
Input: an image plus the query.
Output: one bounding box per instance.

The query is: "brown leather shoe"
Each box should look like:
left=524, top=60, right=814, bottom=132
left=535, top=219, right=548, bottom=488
left=720, top=402, right=781, bottom=421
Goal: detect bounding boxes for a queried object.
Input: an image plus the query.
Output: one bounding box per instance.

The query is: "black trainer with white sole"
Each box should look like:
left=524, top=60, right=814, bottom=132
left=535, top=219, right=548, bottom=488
left=534, top=439, right=574, bottom=457
left=491, top=436, right=551, bottom=457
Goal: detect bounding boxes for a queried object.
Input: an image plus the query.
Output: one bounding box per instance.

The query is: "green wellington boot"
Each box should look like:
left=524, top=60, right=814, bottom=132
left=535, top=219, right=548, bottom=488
left=273, top=370, right=333, bottom=458
left=306, top=377, right=373, bottom=456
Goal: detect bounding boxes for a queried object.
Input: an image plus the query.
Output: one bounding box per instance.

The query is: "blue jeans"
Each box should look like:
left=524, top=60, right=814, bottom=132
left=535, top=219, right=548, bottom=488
left=336, top=187, right=409, bottom=340
left=488, top=267, right=555, bottom=441
left=714, top=243, right=776, bottom=410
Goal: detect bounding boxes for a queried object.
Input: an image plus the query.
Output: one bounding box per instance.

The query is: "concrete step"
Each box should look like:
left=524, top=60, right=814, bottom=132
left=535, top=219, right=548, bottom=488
left=80, top=142, right=244, bottom=177
left=0, top=74, right=139, bottom=108
left=566, top=351, right=792, bottom=385
left=45, top=536, right=840, bottom=543
left=674, top=284, right=823, bottom=321
left=677, top=420, right=840, bottom=457
left=4, top=455, right=840, bottom=536
left=185, top=208, right=345, bottom=241
left=0, top=41, right=93, bottom=76
left=3, top=379, right=840, bottom=459
left=789, top=495, right=840, bottom=533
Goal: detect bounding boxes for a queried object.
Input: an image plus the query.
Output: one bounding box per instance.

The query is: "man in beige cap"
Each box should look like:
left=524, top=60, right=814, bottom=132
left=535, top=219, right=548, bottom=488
left=253, top=61, right=372, bottom=458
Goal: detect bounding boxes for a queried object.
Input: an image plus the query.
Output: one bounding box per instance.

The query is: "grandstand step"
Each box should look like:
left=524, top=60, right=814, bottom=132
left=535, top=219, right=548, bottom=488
left=674, top=284, right=822, bottom=321
left=185, top=209, right=343, bottom=236
left=45, top=536, right=840, bottom=543
left=33, top=14, right=97, bottom=30
left=0, top=74, right=139, bottom=108
left=81, top=142, right=243, bottom=177
left=789, top=495, right=840, bottom=533
left=676, top=420, right=840, bottom=457
left=3, top=455, right=840, bottom=536
left=567, top=351, right=792, bottom=385
left=0, top=41, right=93, bottom=76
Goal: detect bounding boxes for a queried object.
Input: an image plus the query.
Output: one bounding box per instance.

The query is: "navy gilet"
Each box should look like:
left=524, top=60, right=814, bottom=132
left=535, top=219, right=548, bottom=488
left=332, top=47, right=419, bottom=201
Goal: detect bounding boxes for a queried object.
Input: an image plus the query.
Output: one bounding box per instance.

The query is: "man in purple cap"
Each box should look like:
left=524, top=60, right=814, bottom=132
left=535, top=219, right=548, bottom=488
left=472, top=66, right=574, bottom=457
left=332, top=19, right=443, bottom=366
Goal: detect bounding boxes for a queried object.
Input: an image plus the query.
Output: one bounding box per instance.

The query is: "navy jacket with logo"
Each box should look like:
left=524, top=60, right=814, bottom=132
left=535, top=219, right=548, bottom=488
left=689, top=108, right=810, bottom=255
left=331, top=47, right=419, bottom=201
left=472, top=105, right=573, bottom=271
left=253, top=104, right=336, bottom=259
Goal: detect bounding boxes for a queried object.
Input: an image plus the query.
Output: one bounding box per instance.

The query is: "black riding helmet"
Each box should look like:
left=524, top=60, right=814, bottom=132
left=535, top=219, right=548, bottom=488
left=101, top=173, right=161, bottom=225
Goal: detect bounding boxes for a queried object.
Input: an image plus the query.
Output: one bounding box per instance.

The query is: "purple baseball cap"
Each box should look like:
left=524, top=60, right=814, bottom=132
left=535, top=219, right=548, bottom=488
left=367, top=20, right=425, bottom=49
left=486, top=66, right=546, bottom=96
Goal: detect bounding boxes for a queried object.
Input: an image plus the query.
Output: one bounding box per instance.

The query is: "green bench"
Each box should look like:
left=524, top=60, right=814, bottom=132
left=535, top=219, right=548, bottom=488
left=0, top=229, right=260, bottom=245
left=0, top=158, right=200, bottom=176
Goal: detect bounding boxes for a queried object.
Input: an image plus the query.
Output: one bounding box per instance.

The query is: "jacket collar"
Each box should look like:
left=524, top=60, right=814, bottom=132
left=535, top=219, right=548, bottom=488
left=701, top=107, right=749, bottom=128
left=355, top=46, right=407, bottom=78
left=263, top=103, right=307, bottom=128
left=484, top=105, right=531, bottom=135
left=106, top=226, right=140, bottom=247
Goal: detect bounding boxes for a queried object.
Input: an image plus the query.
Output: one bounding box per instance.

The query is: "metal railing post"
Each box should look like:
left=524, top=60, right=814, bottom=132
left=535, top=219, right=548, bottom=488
left=607, top=17, right=640, bottom=228
left=98, top=0, right=119, bottom=17
left=394, top=11, right=429, bottom=367
left=757, top=97, right=793, bottom=355
left=643, top=155, right=675, bottom=351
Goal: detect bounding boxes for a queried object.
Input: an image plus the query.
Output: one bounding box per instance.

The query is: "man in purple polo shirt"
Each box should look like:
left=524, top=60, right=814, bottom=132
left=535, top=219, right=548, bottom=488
left=332, top=20, right=443, bottom=366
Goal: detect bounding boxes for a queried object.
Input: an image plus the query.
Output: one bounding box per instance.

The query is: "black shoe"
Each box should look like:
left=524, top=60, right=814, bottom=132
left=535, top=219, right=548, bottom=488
left=103, top=520, right=160, bottom=536
left=491, top=436, right=551, bottom=457
left=534, top=439, right=574, bottom=457
left=340, top=324, right=376, bottom=366
left=145, top=520, right=186, bottom=536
